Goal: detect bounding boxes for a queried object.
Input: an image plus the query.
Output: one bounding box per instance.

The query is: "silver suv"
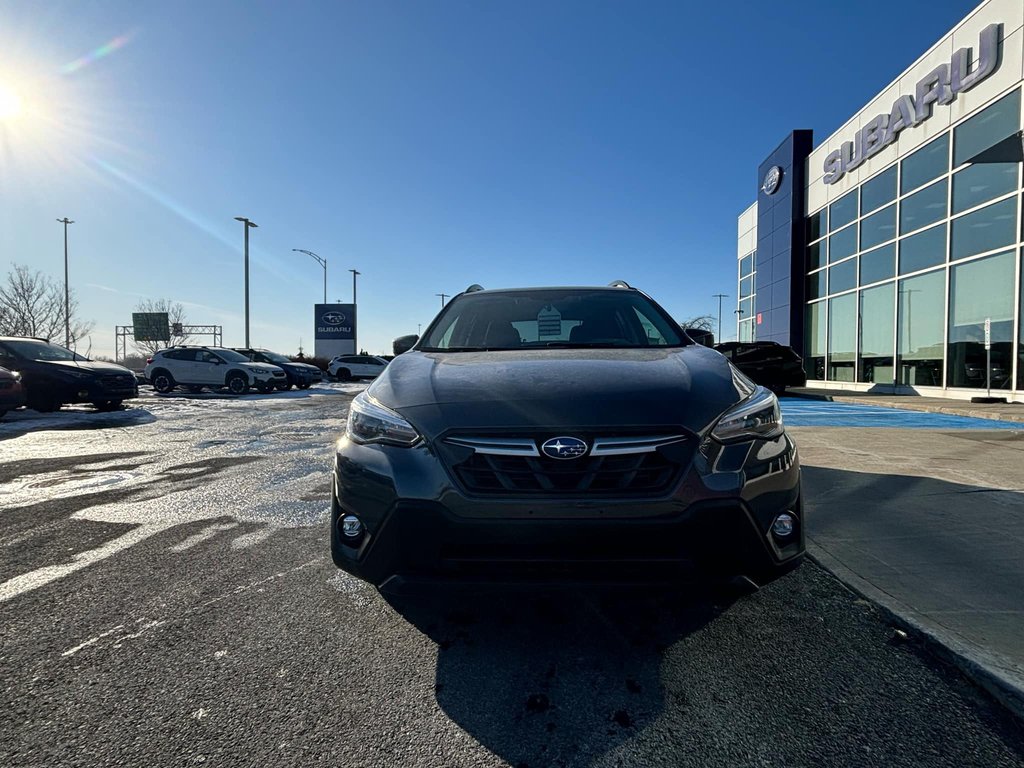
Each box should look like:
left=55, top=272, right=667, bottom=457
left=144, top=346, right=287, bottom=395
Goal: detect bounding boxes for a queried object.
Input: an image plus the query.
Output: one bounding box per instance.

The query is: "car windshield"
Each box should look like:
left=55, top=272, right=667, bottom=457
left=215, top=349, right=251, bottom=363
left=3, top=339, right=88, bottom=362
left=259, top=351, right=292, bottom=364
left=419, top=288, right=687, bottom=351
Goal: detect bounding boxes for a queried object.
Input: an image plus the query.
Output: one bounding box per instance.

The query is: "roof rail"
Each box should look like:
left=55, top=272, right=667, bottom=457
left=607, top=280, right=631, bottom=289
left=465, top=284, right=485, bottom=293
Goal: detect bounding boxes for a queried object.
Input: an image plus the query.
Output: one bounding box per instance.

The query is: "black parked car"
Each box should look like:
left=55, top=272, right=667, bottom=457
left=0, top=366, right=26, bottom=419
left=0, top=337, right=138, bottom=412
left=232, top=348, right=322, bottom=390
left=713, top=341, right=807, bottom=394
left=331, top=283, right=804, bottom=592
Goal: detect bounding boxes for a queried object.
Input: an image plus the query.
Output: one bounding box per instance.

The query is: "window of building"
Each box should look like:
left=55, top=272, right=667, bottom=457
left=860, top=244, right=895, bottom=286
left=900, top=134, right=949, bottom=195
left=805, top=302, right=826, bottom=380
left=953, top=88, right=1021, bottom=168
left=829, top=258, right=856, bottom=295
left=860, top=203, right=896, bottom=250
left=859, top=283, right=895, bottom=384
left=829, top=224, right=857, bottom=262
left=740, top=253, right=754, bottom=277
left=950, top=196, right=1017, bottom=261
left=900, top=178, right=947, bottom=234
left=1019, top=256, right=1024, bottom=391
left=739, top=321, right=754, bottom=342
left=828, top=293, right=856, bottom=381
left=947, top=250, right=1015, bottom=389
left=739, top=297, right=753, bottom=320
left=952, top=162, right=1018, bottom=214
left=807, top=209, right=826, bottom=242
left=899, top=223, right=946, bottom=274
left=829, top=190, right=858, bottom=232
left=740, top=275, right=754, bottom=298
left=897, top=270, right=945, bottom=386
left=861, top=166, right=897, bottom=215
left=807, top=240, right=825, bottom=271
left=807, top=269, right=827, bottom=301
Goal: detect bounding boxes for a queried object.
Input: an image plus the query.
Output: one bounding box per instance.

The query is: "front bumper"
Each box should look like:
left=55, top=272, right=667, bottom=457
left=0, top=383, right=25, bottom=410
left=51, top=378, right=138, bottom=404
left=331, top=431, right=804, bottom=589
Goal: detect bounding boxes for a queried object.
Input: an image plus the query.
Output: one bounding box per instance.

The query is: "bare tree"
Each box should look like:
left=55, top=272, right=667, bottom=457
left=0, top=264, right=94, bottom=347
left=677, top=314, right=715, bottom=332
left=131, top=298, right=193, bottom=355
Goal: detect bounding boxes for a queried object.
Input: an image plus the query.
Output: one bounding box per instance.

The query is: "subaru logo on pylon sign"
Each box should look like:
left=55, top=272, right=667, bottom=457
left=322, top=311, right=346, bottom=325
left=541, top=436, right=588, bottom=460
left=761, top=166, right=782, bottom=195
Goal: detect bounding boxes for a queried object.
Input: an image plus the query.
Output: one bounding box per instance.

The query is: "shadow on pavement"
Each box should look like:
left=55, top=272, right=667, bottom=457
left=0, top=405, right=157, bottom=440
left=386, top=585, right=735, bottom=767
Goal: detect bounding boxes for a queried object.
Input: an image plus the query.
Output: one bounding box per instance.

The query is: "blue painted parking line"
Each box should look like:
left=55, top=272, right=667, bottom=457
left=779, top=398, right=1021, bottom=429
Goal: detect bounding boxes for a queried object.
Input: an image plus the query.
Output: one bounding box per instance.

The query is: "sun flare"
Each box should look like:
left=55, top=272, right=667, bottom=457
left=0, top=80, right=23, bottom=121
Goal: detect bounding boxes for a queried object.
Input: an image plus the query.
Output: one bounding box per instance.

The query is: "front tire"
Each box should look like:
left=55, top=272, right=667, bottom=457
left=336, top=368, right=351, bottom=382
left=226, top=373, right=249, bottom=395
left=28, top=391, right=59, bottom=412
left=151, top=370, right=176, bottom=394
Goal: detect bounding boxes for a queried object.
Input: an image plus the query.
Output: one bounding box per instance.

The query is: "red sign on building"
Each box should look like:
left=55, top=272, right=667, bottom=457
left=756, top=312, right=763, bottom=325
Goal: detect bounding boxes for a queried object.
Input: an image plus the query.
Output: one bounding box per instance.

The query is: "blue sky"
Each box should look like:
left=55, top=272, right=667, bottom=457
left=0, top=0, right=975, bottom=357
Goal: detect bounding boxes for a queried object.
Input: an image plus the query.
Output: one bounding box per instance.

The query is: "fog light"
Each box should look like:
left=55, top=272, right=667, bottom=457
left=772, top=513, right=795, bottom=537
left=341, top=515, right=363, bottom=538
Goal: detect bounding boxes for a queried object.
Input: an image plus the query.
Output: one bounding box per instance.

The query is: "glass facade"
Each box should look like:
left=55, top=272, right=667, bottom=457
left=737, top=249, right=756, bottom=342
left=803, top=86, right=1023, bottom=396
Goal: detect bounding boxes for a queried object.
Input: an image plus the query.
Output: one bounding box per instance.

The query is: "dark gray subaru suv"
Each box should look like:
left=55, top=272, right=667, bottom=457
left=331, top=283, right=803, bottom=591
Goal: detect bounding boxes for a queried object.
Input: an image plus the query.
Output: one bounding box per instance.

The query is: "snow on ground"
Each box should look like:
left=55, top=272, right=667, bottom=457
left=0, top=381, right=367, bottom=601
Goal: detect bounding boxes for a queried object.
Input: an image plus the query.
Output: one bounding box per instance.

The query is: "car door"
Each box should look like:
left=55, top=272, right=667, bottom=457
left=194, top=350, right=222, bottom=384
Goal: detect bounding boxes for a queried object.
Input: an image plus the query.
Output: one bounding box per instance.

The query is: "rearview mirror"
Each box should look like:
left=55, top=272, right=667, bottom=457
left=393, top=334, right=419, bottom=355
left=684, top=328, right=715, bottom=347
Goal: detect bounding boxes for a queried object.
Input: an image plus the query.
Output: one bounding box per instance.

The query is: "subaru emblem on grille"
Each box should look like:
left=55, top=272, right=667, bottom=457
left=540, top=436, right=588, bottom=460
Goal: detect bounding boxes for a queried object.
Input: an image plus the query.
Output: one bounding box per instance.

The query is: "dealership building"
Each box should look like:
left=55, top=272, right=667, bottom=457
left=737, top=0, right=1024, bottom=401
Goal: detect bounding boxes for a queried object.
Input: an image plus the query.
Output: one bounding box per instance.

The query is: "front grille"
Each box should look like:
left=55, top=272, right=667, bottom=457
left=443, top=433, right=691, bottom=497
left=100, top=374, right=134, bottom=388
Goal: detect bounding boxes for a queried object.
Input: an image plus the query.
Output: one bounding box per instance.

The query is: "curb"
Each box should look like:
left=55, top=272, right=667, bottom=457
left=808, top=545, right=1024, bottom=722
left=836, top=396, right=1024, bottom=424
left=781, top=391, right=833, bottom=402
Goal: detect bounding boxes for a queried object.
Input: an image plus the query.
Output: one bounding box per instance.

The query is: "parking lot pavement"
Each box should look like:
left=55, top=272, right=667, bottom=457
left=2, top=392, right=1024, bottom=766
left=791, top=418, right=1024, bottom=717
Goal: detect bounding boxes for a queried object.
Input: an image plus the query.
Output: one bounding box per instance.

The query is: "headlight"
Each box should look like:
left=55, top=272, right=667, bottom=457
left=710, top=386, right=784, bottom=443
left=10, top=371, right=20, bottom=381
left=248, top=366, right=267, bottom=374
left=345, top=391, right=420, bottom=447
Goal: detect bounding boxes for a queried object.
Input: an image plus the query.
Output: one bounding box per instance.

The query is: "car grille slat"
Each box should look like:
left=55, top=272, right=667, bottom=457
left=445, top=436, right=684, bottom=497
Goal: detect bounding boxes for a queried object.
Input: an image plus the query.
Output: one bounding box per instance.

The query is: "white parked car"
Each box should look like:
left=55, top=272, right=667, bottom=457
left=144, top=346, right=287, bottom=395
left=328, top=354, right=389, bottom=381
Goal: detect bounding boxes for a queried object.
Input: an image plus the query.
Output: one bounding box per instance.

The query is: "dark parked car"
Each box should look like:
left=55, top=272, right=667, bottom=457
left=331, top=283, right=804, bottom=592
left=713, top=341, right=807, bottom=394
left=233, top=348, right=322, bottom=390
left=0, top=337, right=138, bottom=412
left=0, top=366, right=26, bottom=418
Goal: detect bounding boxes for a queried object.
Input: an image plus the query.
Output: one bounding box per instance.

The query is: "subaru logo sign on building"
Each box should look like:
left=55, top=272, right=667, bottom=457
left=540, top=436, right=588, bottom=460
left=314, top=303, right=356, bottom=359
left=761, top=166, right=782, bottom=195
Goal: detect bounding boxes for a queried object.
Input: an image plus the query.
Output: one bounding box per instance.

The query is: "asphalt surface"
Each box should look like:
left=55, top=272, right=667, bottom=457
left=2, top=388, right=1024, bottom=767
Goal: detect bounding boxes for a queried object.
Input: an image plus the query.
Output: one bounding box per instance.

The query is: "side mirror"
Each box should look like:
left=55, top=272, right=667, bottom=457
left=393, top=334, right=419, bottom=355
left=685, top=328, right=715, bottom=347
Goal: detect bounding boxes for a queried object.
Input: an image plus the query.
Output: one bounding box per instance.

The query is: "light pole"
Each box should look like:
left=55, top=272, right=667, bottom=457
left=234, top=217, right=258, bottom=347
left=713, top=293, right=729, bottom=343
left=56, top=217, right=74, bottom=347
left=436, top=292, right=449, bottom=308
left=349, top=268, right=360, bottom=352
left=293, top=248, right=327, bottom=303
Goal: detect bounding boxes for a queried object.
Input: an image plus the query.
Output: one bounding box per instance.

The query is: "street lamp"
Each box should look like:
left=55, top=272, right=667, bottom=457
left=293, top=248, right=327, bottom=303
left=349, top=268, right=360, bottom=352
left=234, top=217, right=258, bottom=347
left=56, top=217, right=74, bottom=347
left=436, top=292, right=449, bottom=308
left=713, top=293, right=729, bottom=344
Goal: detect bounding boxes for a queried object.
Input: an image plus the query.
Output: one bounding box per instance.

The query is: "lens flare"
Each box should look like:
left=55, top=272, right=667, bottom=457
left=0, top=81, right=22, bottom=120
left=60, top=33, right=134, bottom=76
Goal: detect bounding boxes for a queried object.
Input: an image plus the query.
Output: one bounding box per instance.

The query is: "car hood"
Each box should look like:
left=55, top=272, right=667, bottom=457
left=368, top=347, right=743, bottom=437
left=285, top=362, right=320, bottom=373
left=39, top=360, right=135, bottom=376
left=247, top=363, right=284, bottom=373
